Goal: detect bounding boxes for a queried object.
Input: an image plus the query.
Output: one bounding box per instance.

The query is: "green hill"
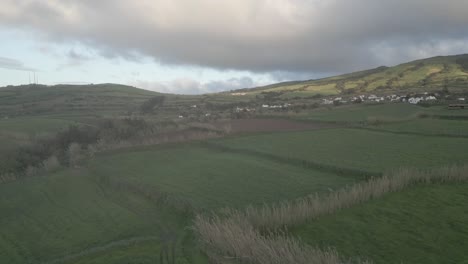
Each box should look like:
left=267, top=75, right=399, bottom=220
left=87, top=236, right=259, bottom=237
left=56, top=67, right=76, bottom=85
left=231, top=54, right=468, bottom=98
left=0, top=84, right=162, bottom=117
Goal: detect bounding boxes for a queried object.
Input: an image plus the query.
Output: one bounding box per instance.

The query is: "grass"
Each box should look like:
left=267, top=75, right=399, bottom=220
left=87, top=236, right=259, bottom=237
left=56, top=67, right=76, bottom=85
left=2, top=79, right=468, bottom=263
left=0, top=117, right=78, bottom=135
left=0, top=142, right=360, bottom=263
left=369, top=118, right=468, bottom=136
left=298, top=103, right=423, bottom=123
left=0, top=84, right=151, bottom=117
left=214, top=128, right=468, bottom=173
left=291, top=183, right=468, bottom=264
left=0, top=169, right=203, bottom=264
left=195, top=165, right=468, bottom=264
left=89, top=144, right=359, bottom=209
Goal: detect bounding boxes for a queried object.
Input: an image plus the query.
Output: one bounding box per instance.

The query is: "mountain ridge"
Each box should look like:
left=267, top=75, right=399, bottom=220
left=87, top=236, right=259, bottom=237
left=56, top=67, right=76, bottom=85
left=230, top=54, right=468, bottom=97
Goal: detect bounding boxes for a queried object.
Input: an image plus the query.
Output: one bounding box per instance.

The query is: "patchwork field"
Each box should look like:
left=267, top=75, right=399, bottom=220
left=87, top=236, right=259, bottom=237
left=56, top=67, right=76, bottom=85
left=0, top=169, right=205, bottom=264
left=89, top=145, right=359, bottom=209
left=298, top=103, right=423, bottom=123
left=2, top=82, right=468, bottom=264
left=291, top=183, right=468, bottom=264
left=214, top=128, right=468, bottom=173
left=368, top=118, right=468, bottom=137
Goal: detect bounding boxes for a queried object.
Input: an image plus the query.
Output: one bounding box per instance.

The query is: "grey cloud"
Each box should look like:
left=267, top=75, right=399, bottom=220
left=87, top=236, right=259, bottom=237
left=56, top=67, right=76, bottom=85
left=203, top=77, right=255, bottom=92
left=133, top=76, right=258, bottom=95
left=1, top=0, right=468, bottom=74
left=67, top=49, right=90, bottom=61
left=56, top=49, right=92, bottom=69
left=0, top=56, right=35, bottom=71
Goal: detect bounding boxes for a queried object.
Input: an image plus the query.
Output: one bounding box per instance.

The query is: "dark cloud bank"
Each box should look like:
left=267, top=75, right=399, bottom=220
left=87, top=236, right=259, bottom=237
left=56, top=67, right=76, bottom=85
left=1, top=0, right=468, bottom=76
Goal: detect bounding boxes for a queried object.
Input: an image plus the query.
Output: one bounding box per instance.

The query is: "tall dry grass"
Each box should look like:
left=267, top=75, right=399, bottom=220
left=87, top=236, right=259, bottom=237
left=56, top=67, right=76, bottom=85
left=226, top=165, right=468, bottom=229
left=194, top=216, right=346, bottom=264
left=95, top=129, right=223, bottom=152
left=194, top=165, right=468, bottom=264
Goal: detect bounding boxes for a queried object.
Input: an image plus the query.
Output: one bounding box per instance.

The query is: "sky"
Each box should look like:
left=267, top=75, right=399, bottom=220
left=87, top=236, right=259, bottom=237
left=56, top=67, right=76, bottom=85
left=1, top=0, right=468, bottom=94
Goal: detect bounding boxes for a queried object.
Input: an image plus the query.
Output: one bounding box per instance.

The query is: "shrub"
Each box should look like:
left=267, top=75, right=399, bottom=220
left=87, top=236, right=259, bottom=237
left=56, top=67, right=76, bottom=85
left=42, top=156, right=61, bottom=172
left=140, top=96, right=165, bottom=114
left=67, top=143, right=84, bottom=167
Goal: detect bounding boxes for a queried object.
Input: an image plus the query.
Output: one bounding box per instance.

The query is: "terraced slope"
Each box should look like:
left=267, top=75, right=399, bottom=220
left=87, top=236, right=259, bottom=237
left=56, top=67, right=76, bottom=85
left=0, top=84, right=160, bottom=117
left=229, top=54, right=468, bottom=98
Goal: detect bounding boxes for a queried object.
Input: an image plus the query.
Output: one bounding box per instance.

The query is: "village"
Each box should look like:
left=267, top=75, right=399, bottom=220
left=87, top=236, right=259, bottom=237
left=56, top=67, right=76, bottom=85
left=320, top=93, right=445, bottom=105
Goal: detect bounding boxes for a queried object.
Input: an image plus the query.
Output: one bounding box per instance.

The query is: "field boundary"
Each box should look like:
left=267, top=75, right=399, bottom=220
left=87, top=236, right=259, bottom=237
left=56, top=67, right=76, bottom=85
left=354, top=126, right=468, bottom=139
left=425, top=114, right=468, bottom=121
left=194, top=165, right=468, bottom=264
left=202, top=141, right=379, bottom=179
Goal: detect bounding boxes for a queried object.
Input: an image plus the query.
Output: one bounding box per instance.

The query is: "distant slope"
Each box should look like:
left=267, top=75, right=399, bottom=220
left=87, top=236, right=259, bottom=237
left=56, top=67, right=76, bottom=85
left=232, top=54, right=468, bottom=98
left=0, top=83, right=161, bottom=117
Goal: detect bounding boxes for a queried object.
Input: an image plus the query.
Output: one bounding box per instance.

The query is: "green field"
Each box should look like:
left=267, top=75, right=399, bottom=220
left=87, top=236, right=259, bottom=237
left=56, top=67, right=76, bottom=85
left=0, top=169, right=205, bottom=264
left=291, top=183, right=468, bottom=264
left=298, top=103, right=423, bottom=123
left=369, top=118, right=468, bottom=136
left=2, top=111, right=468, bottom=263
left=89, top=145, right=358, bottom=209
left=2, top=70, right=468, bottom=264
left=0, top=117, right=78, bottom=135
left=214, top=128, right=468, bottom=173
left=0, top=142, right=361, bottom=263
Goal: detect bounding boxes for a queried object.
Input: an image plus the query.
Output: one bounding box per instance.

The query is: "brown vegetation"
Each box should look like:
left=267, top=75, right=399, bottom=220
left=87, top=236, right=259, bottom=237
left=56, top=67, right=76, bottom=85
left=215, top=119, right=336, bottom=134
left=194, top=165, right=468, bottom=264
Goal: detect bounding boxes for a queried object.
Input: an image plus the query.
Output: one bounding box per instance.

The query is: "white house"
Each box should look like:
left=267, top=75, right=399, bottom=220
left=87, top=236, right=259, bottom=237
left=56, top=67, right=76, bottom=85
left=408, top=97, right=423, bottom=104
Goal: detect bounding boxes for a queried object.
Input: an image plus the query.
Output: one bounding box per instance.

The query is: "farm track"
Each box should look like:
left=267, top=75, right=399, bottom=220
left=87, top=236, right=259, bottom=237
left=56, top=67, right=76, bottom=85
left=202, top=141, right=379, bottom=179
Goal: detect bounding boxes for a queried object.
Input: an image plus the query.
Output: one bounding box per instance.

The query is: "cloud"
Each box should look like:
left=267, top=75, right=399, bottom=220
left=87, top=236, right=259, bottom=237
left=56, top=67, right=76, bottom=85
left=1, top=0, right=468, bottom=74
left=0, top=56, right=35, bottom=71
left=67, top=49, right=90, bottom=61
left=133, top=76, right=259, bottom=94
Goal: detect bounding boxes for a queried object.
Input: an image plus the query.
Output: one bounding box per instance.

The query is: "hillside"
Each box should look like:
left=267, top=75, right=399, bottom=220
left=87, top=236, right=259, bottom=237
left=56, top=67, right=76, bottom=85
left=0, top=84, right=161, bottom=117
left=230, top=54, right=468, bottom=98
left=2, top=54, right=468, bottom=119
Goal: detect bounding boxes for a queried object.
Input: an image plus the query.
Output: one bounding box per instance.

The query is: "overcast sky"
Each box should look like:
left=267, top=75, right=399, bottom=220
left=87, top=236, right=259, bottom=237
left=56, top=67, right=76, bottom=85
left=1, top=0, right=468, bottom=94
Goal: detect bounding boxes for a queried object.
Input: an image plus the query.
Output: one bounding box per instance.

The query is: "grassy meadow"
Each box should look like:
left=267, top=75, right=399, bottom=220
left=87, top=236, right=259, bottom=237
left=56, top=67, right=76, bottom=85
left=89, top=144, right=359, bottom=209
left=214, top=128, right=468, bottom=173
left=369, top=118, right=468, bottom=137
left=0, top=168, right=205, bottom=264
left=1, top=80, right=468, bottom=263
left=298, top=103, right=423, bottom=123
left=291, top=183, right=468, bottom=264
